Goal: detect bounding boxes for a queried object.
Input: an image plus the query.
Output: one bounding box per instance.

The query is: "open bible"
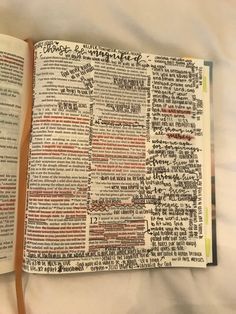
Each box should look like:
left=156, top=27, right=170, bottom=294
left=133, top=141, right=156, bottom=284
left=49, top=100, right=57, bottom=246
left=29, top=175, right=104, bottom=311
left=0, top=34, right=216, bottom=278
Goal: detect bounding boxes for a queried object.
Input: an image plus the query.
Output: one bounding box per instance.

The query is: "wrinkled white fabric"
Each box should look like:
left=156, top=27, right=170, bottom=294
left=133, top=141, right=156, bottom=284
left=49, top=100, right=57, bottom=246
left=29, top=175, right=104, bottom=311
left=0, top=0, right=235, bottom=313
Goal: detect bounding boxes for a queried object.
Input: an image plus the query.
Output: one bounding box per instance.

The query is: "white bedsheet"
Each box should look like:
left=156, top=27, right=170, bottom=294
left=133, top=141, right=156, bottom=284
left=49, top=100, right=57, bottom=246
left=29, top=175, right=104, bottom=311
left=0, top=0, right=235, bottom=313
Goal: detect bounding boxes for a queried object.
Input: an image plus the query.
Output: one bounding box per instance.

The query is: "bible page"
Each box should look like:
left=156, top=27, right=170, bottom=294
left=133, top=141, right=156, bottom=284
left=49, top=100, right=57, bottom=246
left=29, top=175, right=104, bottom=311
left=23, top=40, right=209, bottom=273
left=0, top=35, right=29, bottom=274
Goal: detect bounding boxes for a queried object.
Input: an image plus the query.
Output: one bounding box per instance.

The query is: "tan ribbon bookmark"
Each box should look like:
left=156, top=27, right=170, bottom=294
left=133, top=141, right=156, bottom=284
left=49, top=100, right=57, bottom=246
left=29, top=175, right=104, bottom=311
left=15, top=39, right=34, bottom=314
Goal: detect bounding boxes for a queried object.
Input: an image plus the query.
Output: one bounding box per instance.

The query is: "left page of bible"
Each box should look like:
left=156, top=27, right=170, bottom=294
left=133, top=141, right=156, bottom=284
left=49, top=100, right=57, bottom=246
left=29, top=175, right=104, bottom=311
left=0, top=34, right=29, bottom=274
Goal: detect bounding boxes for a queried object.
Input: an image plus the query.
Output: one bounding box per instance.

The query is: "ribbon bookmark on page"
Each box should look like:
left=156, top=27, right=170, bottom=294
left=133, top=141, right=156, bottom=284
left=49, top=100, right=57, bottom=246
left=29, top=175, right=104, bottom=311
left=15, top=39, right=34, bottom=314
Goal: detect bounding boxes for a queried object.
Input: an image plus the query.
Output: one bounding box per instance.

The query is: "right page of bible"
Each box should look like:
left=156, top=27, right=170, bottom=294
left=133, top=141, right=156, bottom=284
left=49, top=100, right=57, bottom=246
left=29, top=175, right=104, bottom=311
left=23, top=41, right=211, bottom=273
